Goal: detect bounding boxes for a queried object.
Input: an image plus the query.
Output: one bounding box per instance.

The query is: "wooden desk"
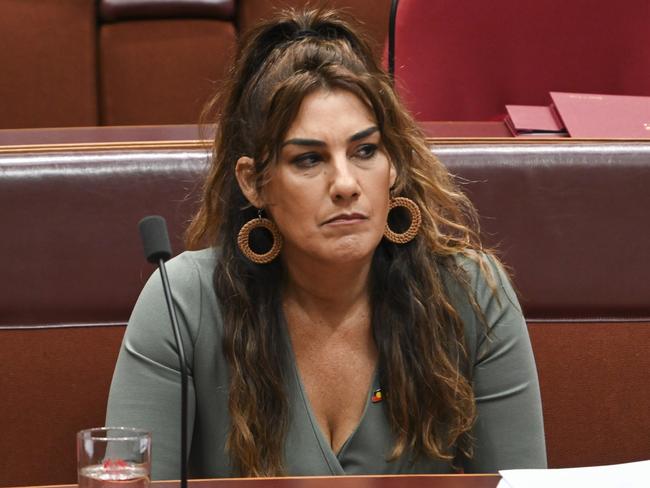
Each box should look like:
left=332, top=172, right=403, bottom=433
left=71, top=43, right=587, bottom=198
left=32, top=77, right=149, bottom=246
left=0, top=122, right=513, bottom=148
left=13, top=475, right=500, bottom=488
left=168, top=476, right=500, bottom=488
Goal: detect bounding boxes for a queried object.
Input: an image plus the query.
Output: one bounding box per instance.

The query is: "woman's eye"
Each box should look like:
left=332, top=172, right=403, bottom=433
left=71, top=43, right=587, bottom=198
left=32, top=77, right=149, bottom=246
left=355, top=144, right=378, bottom=159
left=292, top=153, right=322, bottom=168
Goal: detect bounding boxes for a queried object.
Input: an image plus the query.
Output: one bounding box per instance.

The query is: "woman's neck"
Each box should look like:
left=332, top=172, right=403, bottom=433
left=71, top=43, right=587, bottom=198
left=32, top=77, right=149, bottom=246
left=282, top=254, right=372, bottom=330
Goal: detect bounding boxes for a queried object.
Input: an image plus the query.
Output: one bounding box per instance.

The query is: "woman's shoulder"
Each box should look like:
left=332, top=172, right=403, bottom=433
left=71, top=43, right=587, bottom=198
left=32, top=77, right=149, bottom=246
left=164, top=247, right=218, bottom=281
left=124, top=248, right=222, bottom=369
left=165, top=246, right=222, bottom=323
left=440, top=250, right=521, bottom=318
left=134, top=247, right=220, bottom=331
left=139, top=248, right=219, bottom=310
left=438, top=250, right=525, bottom=363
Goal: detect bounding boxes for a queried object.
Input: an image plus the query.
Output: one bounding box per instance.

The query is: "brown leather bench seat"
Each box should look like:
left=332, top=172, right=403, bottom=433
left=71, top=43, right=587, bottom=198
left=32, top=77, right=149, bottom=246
left=1, top=137, right=648, bottom=486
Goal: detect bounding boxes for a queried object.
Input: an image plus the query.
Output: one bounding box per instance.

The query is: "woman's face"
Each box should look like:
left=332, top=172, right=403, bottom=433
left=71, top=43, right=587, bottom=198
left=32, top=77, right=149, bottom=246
left=240, top=88, right=396, bottom=267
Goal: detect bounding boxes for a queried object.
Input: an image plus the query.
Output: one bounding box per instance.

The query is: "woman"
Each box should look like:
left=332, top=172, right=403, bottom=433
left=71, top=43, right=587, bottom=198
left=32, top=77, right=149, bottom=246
left=106, top=7, right=546, bottom=479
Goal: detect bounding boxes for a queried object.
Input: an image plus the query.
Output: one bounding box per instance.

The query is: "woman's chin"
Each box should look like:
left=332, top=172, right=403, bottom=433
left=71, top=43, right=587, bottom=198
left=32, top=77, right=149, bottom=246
left=318, top=235, right=379, bottom=265
left=282, top=233, right=382, bottom=267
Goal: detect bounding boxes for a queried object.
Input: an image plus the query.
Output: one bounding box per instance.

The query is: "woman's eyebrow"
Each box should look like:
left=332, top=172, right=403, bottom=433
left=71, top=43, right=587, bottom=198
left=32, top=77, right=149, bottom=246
left=281, top=126, right=379, bottom=148
left=281, top=137, right=325, bottom=148
left=349, top=126, right=379, bottom=142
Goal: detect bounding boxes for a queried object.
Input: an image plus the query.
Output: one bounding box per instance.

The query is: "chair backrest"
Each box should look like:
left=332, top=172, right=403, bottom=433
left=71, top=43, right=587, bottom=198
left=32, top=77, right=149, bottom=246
left=1, top=134, right=649, bottom=485
left=393, top=0, right=650, bottom=120
left=97, top=0, right=237, bottom=125
left=0, top=0, right=391, bottom=129
left=237, top=0, right=392, bottom=58
left=0, top=141, right=207, bottom=486
left=436, top=141, right=650, bottom=468
left=0, top=0, right=98, bottom=128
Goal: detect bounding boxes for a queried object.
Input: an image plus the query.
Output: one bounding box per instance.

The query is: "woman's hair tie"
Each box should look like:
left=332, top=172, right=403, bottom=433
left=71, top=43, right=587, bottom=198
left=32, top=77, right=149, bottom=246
left=292, top=29, right=320, bottom=40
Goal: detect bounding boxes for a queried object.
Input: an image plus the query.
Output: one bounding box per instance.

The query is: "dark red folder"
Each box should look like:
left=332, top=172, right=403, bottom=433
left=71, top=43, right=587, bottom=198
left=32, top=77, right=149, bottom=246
left=550, top=91, right=650, bottom=138
left=505, top=104, right=565, bottom=136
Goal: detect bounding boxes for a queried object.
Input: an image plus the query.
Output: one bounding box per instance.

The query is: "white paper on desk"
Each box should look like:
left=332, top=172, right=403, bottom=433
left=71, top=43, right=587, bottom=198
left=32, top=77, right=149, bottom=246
left=496, top=459, right=650, bottom=488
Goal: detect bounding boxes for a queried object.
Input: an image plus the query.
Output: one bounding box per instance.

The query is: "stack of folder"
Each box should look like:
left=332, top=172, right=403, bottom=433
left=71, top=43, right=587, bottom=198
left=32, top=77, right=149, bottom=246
left=505, top=92, right=650, bottom=138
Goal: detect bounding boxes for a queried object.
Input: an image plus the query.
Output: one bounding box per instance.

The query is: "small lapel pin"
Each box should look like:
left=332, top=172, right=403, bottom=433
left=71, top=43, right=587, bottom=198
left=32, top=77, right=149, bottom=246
left=371, top=388, right=383, bottom=403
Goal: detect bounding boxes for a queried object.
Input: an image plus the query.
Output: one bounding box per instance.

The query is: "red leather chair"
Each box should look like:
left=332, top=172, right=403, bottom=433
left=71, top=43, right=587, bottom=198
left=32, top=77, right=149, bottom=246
left=392, top=0, right=650, bottom=120
left=98, top=0, right=237, bottom=125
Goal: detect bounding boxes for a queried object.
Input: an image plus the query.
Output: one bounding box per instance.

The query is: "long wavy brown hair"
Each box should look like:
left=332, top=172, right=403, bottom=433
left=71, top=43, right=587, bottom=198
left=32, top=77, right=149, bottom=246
left=186, top=7, right=495, bottom=477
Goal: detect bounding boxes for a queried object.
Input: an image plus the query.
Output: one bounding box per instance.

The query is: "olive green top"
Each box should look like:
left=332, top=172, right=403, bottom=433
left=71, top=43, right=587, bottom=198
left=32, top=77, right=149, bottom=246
left=106, top=248, right=546, bottom=479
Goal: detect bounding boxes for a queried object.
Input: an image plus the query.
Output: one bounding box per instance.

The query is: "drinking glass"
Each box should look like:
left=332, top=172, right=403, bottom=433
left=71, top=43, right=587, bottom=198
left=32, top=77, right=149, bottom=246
left=77, top=427, right=151, bottom=488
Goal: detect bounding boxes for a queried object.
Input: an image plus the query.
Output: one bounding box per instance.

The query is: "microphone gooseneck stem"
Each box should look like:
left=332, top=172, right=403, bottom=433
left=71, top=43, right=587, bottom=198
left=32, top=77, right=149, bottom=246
left=158, top=258, right=188, bottom=488
left=388, top=0, right=399, bottom=81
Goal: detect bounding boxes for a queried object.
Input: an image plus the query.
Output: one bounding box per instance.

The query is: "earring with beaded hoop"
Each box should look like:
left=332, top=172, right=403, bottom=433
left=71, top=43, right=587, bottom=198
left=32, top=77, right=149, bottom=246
left=237, top=210, right=283, bottom=263
left=384, top=197, right=421, bottom=244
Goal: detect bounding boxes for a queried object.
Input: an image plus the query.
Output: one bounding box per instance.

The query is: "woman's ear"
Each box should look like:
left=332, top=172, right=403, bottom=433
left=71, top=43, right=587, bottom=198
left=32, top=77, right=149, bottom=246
left=389, top=161, right=398, bottom=188
left=235, top=156, right=264, bottom=208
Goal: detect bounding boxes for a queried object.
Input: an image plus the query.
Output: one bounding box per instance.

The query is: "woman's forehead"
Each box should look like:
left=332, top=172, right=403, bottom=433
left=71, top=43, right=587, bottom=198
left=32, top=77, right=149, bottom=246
left=283, top=88, right=378, bottom=142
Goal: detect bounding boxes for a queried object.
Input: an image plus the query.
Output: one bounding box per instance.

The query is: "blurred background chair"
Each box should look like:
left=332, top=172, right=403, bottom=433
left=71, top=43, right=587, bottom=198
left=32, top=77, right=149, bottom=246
left=0, top=0, right=391, bottom=129
left=391, top=0, right=650, bottom=120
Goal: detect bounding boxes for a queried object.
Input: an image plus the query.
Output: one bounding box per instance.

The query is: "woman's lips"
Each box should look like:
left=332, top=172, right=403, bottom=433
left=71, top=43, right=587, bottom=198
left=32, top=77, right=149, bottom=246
left=322, top=213, right=368, bottom=225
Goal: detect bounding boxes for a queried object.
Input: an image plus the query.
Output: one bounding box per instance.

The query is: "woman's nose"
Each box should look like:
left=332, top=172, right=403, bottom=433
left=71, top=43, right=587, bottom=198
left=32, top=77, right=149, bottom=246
left=329, top=155, right=361, bottom=201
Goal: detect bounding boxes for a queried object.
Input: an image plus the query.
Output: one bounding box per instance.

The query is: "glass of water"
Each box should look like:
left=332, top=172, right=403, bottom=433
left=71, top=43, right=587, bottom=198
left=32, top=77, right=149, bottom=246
left=77, top=427, right=151, bottom=488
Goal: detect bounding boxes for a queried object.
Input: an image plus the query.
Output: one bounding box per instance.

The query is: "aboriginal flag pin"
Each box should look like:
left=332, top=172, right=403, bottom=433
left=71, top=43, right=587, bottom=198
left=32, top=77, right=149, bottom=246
left=371, top=388, right=383, bottom=403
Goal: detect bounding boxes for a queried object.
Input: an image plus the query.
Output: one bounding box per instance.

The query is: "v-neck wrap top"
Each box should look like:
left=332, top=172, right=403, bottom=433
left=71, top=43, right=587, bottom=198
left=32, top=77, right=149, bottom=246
left=106, top=248, right=547, bottom=479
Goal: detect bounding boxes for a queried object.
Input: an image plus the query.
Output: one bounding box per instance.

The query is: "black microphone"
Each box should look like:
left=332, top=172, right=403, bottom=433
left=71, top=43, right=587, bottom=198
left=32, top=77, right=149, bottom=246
left=388, top=0, right=400, bottom=81
left=138, top=216, right=188, bottom=488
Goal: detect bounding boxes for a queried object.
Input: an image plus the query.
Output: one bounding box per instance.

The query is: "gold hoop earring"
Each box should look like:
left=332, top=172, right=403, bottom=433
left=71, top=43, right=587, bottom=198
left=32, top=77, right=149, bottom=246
left=237, top=211, right=283, bottom=264
left=384, top=196, right=421, bottom=244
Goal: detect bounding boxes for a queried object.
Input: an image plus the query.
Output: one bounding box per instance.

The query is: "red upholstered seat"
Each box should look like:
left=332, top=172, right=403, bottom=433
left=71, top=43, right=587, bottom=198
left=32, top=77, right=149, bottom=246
left=392, top=0, right=650, bottom=120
